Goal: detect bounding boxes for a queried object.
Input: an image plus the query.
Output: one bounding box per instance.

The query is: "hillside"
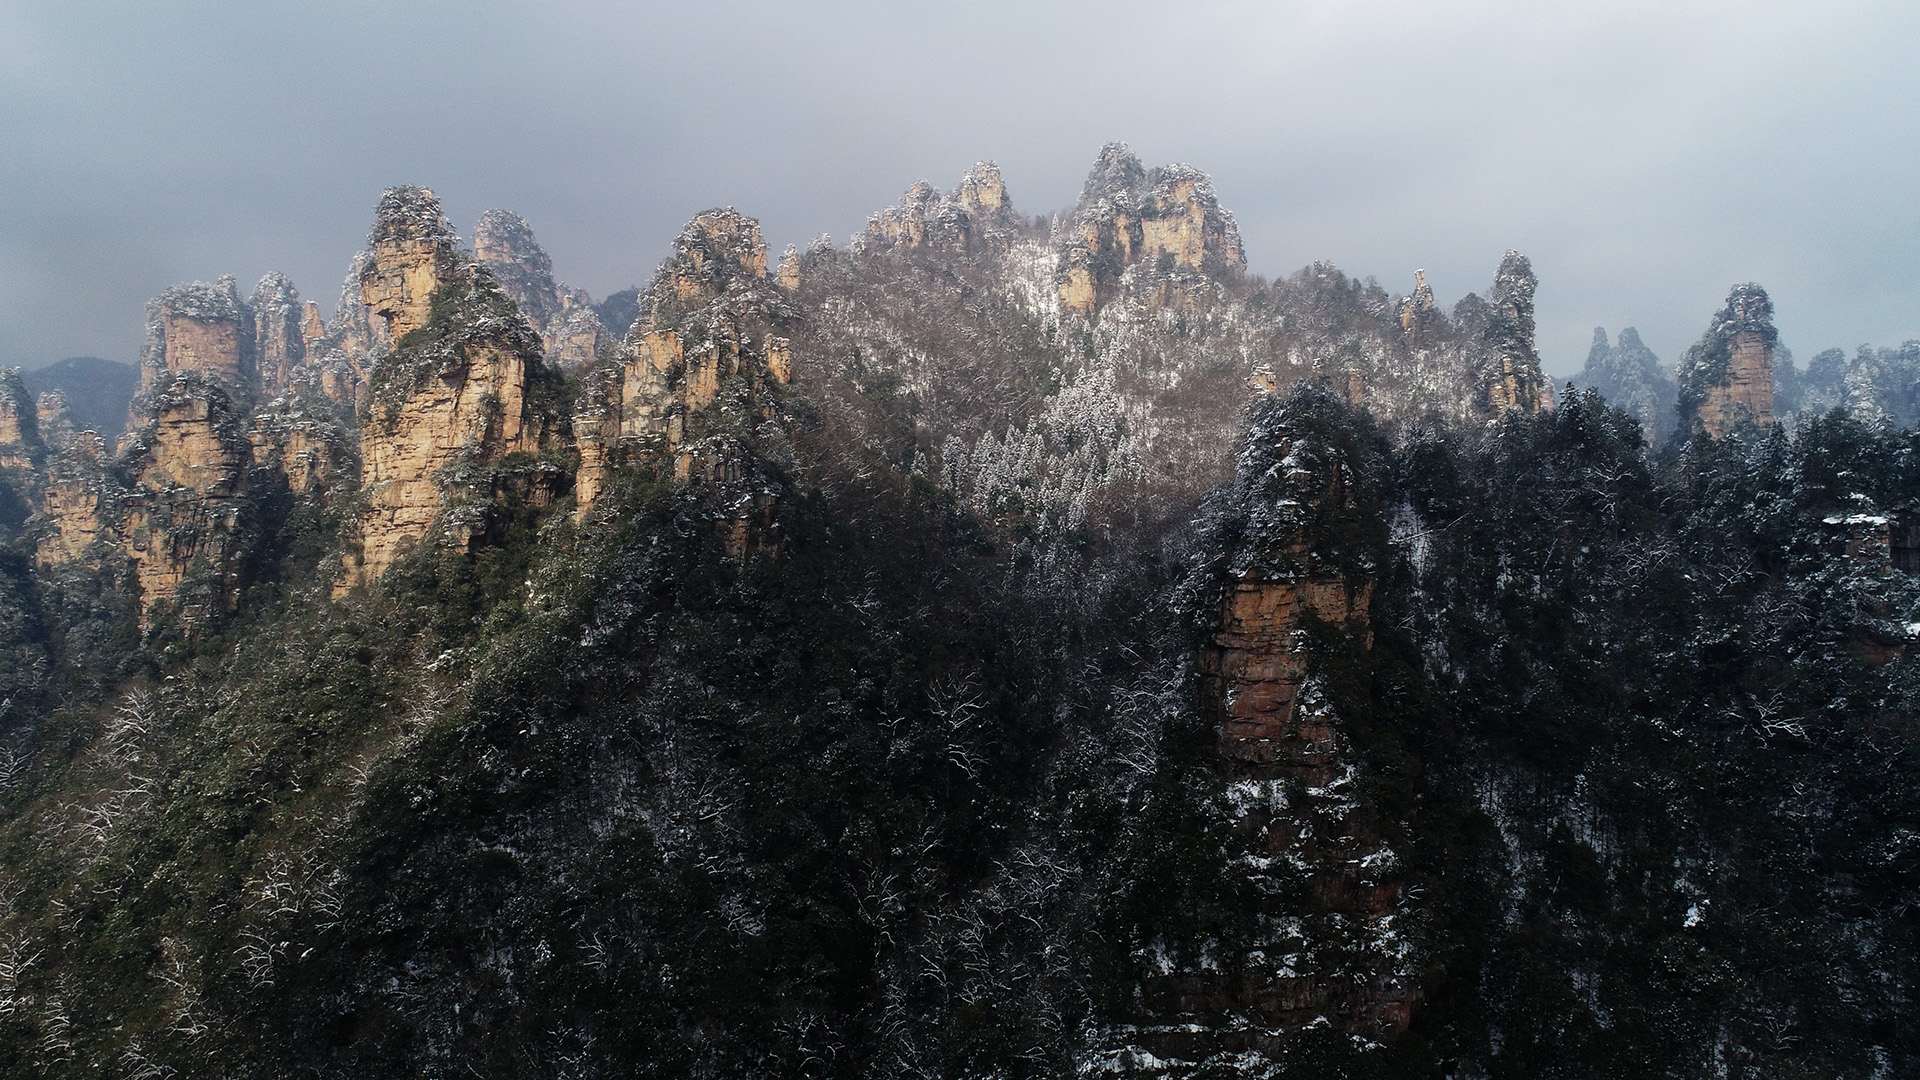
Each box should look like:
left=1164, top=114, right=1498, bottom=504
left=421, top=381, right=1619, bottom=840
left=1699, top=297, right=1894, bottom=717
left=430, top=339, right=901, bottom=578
left=0, top=146, right=1915, bottom=1079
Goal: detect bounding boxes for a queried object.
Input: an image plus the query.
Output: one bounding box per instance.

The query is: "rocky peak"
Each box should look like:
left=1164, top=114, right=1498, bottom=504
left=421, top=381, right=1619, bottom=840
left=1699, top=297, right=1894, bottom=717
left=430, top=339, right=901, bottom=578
left=0, top=368, right=43, bottom=469
left=1124, top=387, right=1412, bottom=1068
left=139, top=275, right=254, bottom=395
left=1680, top=282, right=1776, bottom=438
left=1080, top=141, right=1147, bottom=203
left=776, top=245, right=801, bottom=291
left=654, top=208, right=769, bottom=311
left=1473, top=250, right=1550, bottom=414
left=342, top=257, right=562, bottom=590
left=116, top=373, right=254, bottom=627
left=358, top=186, right=463, bottom=347
left=474, top=208, right=565, bottom=330
left=953, top=160, right=1011, bottom=218
left=1577, top=325, right=1675, bottom=440
left=300, top=300, right=326, bottom=347
left=859, top=161, right=1021, bottom=257
left=250, top=271, right=307, bottom=394
left=1057, top=143, right=1245, bottom=315
left=589, top=208, right=794, bottom=527
left=1399, top=268, right=1440, bottom=332
left=35, top=390, right=76, bottom=449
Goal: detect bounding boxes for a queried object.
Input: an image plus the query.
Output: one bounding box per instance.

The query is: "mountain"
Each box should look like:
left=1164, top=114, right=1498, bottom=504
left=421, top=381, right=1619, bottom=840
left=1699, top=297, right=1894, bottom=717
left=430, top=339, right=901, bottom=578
left=20, top=355, right=138, bottom=439
left=0, top=146, right=1915, bottom=1079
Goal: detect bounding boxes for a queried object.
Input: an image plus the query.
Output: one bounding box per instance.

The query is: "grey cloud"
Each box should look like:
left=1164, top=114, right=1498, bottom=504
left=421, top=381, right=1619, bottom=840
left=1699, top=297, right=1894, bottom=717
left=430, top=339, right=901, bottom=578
left=2, top=0, right=1916, bottom=376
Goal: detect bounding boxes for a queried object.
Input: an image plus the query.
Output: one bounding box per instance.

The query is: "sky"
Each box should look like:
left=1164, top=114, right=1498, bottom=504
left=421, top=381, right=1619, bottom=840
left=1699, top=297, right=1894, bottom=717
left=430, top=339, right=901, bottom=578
left=2, top=1, right=1916, bottom=377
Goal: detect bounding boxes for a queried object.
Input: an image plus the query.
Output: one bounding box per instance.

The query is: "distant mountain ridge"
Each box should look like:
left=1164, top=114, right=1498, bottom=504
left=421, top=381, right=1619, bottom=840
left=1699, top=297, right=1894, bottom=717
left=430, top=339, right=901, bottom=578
left=20, top=355, right=137, bottom=439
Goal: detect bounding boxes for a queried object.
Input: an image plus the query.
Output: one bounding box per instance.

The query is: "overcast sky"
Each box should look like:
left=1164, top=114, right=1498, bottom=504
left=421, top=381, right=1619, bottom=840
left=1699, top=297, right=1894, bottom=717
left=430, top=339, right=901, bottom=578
left=2, top=1, right=1915, bottom=376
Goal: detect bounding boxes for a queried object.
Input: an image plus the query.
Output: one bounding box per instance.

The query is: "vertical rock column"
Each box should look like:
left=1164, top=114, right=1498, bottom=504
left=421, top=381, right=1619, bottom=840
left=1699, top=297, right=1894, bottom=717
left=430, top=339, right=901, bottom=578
left=1127, top=389, right=1414, bottom=1070
left=1680, top=283, right=1776, bottom=438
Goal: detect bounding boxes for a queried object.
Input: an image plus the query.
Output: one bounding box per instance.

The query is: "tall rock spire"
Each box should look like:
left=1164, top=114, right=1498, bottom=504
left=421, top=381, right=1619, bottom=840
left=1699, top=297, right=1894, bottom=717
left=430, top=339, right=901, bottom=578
left=358, top=186, right=462, bottom=349
left=1478, top=250, right=1550, bottom=414
left=1679, top=283, right=1776, bottom=438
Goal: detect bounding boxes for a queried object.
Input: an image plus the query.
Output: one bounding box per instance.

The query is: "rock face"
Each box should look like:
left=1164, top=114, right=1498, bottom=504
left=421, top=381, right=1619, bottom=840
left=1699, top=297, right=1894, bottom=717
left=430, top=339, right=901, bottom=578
left=249, top=397, right=351, bottom=498
left=1057, top=143, right=1245, bottom=315
left=326, top=252, right=378, bottom=372
left=1126, top=390, right=1413, bottom=1069
left=250, top=272, right=307, bottom=394
left=0, top=369, right=43, bottom=471
left=474, top=206, right=612, bottom=366
left=542, top=301, right=610, bottom=373
left=116, top=376, right=253, bottom=627
left=474, top=209, right=565, bottom=330
left=578, top=208, right=792, bottom=537
left=34, top=432, right=110, bottom=568
left=359, top=187, right=463, bottom=349
left=1476, top=251, right=1552, bottom=414
left=858, top=162, right=1019, bottom=258
left=34, top=390, right=76, bottom=450
left=139, top=276, right=253, bottom=395
left=1681, top=283, right=1776, bottom=438
left=341, top=215, right=561, bottom=590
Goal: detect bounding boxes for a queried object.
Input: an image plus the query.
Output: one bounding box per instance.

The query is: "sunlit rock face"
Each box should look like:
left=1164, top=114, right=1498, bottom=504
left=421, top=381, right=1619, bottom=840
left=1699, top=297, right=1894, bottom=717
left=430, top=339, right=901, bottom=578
left=1056, top=142, right=1245, bottom=316
left=341, top=261, right=559, bottom=591
left=573, top=207, right=791, bottom=551
left=34, top=431, right=110, bottom=569
left=1680, top=282, right=1777, bottom=438
left=117, top=376, right=253, bottom=628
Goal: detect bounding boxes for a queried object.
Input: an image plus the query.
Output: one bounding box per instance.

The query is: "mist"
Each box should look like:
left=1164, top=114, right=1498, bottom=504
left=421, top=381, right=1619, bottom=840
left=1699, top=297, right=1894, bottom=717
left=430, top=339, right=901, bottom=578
left=3, top=0, right=1916, bottom=375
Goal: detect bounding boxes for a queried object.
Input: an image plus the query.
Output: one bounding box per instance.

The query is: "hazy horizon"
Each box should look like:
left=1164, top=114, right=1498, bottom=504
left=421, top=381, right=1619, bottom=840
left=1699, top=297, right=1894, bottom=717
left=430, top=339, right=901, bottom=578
left=4, top=1, right=1916, bottom=377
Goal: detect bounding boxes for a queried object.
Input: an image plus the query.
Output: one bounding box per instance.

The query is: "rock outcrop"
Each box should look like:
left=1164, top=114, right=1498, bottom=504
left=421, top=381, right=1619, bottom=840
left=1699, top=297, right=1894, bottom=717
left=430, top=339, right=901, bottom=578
left=0, top=369, right=43, bottom=471
left=1123, top=389, right=1413, bottom=1069
left=1398, top=269, right=1438, bottom=334
left=474, top=208, right=566, bottom=331
left=541, top=297, right=610, bottom=374
left=1680, top=283, right=1776, bottom=438
left=858, top=162, right=1019, bottom=258
left=340, top=195, right=563, bottom=590
left=1577, top=326, right=1675, bottom=442
left=1057, top=143, right=1245, bottom=316
left=249, top=394, right=352, bottom=498
left=34, top=390, right=76, bottom=450
left=325, top=252, right=378, bottom=373
left=579, top=208, right=793, bottom=542
left=359, top=186, right=463, bottom=349
left=116, top=375, right=253, bottom=627
left=1452, top=251, right=1551, bottom=416
left=34, top=432, right=111, bottom=568
left=138, top=276, right=254, bottom=396
left=250, top=272, right=307, bottom=394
